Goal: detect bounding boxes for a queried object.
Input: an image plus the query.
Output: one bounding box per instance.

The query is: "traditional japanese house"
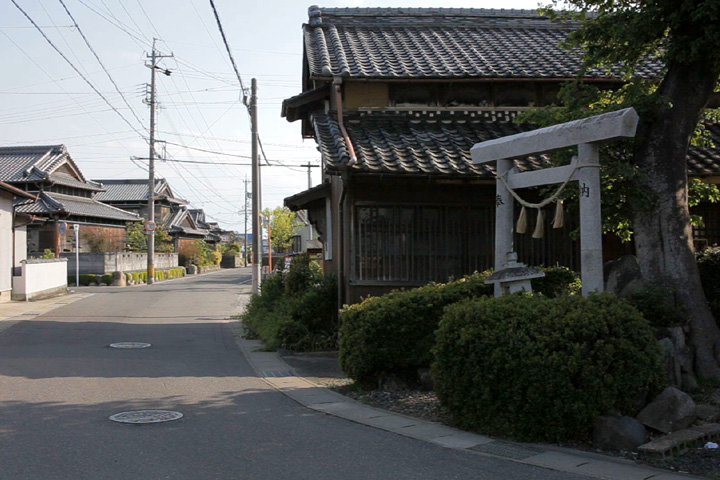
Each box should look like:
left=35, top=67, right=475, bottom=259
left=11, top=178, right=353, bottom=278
left=282, top=7, right=720, bottom=306
left=94, top=178, right=209, bottom=250
left=0, top=145, right=140, bottom=254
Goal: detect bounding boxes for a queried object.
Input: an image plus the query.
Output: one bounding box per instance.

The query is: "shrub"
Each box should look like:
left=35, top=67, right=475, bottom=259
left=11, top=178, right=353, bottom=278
left=532, top=266, right=582, bottom=297
left=241, top=264, right=338, bottom=351
left=210, top=251, right=222, bottom=265
left=339, top=272, right=493, bottom=388
left=284, top=254, right=322, bottom=296
left=101, top=273, right=113, bottom=285
left=432, top=294, right=664, bottom=442
left=624, top=285, right=684, bottom=328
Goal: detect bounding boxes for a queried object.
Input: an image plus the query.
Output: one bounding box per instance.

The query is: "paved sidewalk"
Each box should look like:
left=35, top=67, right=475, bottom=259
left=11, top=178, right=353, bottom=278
left=236, top=334, right=700, bottom=480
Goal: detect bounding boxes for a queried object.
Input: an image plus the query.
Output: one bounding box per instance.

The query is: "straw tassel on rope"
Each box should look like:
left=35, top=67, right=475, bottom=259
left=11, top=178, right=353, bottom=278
left=516, top=206, right=528, bottom=234
left=552, top=200, right=564, bottom=229
left=532, top=209, right=545, bottom=239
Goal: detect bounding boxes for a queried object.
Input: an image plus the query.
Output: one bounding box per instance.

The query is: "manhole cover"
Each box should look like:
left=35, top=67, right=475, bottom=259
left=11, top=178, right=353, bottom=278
left=109, top=342, right=152, bottom=349
left=109, top=410, right=183, bottom=424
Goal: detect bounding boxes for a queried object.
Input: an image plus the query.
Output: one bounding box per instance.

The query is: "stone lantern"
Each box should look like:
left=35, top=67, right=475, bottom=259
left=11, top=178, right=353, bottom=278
left=484, top=252, right=545, bottom=296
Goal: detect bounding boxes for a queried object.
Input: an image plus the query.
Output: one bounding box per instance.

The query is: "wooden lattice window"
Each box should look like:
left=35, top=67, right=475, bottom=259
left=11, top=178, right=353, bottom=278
left=353, top=205, right=494, bottom=284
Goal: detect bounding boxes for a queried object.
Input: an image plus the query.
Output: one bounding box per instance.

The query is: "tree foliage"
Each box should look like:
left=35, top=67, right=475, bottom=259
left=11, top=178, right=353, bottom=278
left=539, top=0, right=720, bottom=380
left=125, top=221, right=174, bottom=253
left=262, top=206, right=300, bottom=252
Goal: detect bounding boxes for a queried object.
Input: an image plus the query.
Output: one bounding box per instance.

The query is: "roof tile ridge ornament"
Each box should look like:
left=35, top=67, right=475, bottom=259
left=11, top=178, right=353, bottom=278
left=308, top=5, right=322, bottom=26
left=327, top=24, right=350, bottom=77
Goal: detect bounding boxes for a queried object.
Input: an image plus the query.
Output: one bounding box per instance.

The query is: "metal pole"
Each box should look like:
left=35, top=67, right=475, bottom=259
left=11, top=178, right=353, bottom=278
left=244, top=176, right=249, bottom=267
left=267, top=216, right=272, bottom=273
left=251, top=78, right=261, bottom=293
left=147, top=38, right=157, bottom=285
left=74, top=224, right=79, bottom=287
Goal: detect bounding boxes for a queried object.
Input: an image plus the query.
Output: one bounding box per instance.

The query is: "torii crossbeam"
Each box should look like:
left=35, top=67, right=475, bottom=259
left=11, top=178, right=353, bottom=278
left=470, top=108, right=639, bottom=297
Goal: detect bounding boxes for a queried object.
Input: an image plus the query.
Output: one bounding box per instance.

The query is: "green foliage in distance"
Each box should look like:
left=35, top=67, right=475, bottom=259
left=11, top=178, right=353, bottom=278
left=125, top=221, right=174, bottom=253
left=262, top=206, right=300, bottom=253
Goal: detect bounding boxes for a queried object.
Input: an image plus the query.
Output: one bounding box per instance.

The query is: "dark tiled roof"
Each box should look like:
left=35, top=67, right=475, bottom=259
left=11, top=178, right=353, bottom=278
left=303, top=7, right=662, bottom=80
left=15, top=192, right=140, bottom=221
left=688, top=124, right=720, bottom=176
left=48, top=172, right=104, bottom=191
left=0, top=145, right=67, bottom=182
left=94, top=178, right=173, bottom=202
left=313, top=110, right=720, bottom=178
left=0, top=145, right=98, bottom=190
left=313, top=110, right=549, bottom=176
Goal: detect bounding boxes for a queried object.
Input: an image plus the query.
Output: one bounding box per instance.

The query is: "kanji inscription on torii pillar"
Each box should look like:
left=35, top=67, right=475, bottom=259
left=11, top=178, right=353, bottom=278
left=470, top=108, right=639, bottom=297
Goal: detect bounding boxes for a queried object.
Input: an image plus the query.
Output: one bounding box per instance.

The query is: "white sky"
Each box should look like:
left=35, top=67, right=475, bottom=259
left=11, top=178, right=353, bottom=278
left=1, top=0, right=540, bottom=231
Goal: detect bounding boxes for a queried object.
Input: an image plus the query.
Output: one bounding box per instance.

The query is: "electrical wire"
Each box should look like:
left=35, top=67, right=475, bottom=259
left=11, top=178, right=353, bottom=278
left=9, top=0, right=147, bottom=140
left=57, top=0, right=147, bottom=133
left=208, top=0, right=247, bottom=104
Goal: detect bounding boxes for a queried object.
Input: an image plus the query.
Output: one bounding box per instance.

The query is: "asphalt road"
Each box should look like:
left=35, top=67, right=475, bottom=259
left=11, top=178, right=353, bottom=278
left=0, top=269, right=589, bottom=480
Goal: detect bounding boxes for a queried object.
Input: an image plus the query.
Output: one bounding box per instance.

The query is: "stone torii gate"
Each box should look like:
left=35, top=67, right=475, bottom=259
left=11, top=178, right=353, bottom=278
left=470, top=108, right=639, bottom=297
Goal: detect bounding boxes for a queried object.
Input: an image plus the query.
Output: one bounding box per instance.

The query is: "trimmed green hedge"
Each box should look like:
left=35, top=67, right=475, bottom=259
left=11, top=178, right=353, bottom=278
left=339, top=272, right=494, bottom=388
left=432, top=294, right=664, bottom=442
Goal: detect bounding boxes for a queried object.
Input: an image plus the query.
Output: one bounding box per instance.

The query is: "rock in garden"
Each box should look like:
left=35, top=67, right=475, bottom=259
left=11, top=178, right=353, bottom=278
left=637, top=386, right=697, bottom=433
left=603, top=255, right=643, bottom=296
left=659, top=338, right=682, bottom=387
left=696, top=404, right=720, bottom=423
left=593, top=416, right=646, bottom=451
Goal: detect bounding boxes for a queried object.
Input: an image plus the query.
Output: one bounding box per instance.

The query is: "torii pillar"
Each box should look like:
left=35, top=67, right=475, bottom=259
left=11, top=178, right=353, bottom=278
left=470, top=108, right=639, bottom=297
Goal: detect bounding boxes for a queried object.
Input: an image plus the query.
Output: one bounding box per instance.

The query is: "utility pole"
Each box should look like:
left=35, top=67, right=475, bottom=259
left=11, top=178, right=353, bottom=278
left=301, top=162, right=319, bottom=189
left=251, top=78, right=262, bottom=294
left=301, top=162, right=319, bottom=242
left=243, top=176, right=250, bottom=267
left=144, top=38, right=172, bottom=285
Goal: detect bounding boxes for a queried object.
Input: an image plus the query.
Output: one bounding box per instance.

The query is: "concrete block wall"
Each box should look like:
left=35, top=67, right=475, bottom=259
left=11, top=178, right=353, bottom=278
left=61, top=252, right=178, bottom=274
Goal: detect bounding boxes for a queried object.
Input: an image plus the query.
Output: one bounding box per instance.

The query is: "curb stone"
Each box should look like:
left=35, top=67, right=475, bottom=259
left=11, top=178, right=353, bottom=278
left=234, top=330, right=700, bottom=480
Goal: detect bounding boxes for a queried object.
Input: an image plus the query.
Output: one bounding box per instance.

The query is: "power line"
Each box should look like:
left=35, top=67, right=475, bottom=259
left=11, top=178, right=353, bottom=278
left=208, top=0, right=247, bottom=104
left=9, top=0, right=147, bottom=140
left=57, top=0, right=147, bottom=133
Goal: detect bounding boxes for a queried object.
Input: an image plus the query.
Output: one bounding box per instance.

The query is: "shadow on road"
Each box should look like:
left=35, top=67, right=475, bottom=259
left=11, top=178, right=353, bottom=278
left=0, top=320, right=250, bottom=379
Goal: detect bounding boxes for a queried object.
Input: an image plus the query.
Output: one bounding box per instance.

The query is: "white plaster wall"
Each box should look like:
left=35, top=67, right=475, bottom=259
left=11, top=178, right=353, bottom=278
left=0, top=193, right=13, bottom=296
left=14, top=225, right=27, bottom=267
left=13, top=260, right=67, bottom=297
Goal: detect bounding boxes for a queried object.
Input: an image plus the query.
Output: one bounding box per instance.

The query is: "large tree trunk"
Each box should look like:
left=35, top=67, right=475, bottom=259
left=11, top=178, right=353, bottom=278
left=632, top=60, right=720, bottom=381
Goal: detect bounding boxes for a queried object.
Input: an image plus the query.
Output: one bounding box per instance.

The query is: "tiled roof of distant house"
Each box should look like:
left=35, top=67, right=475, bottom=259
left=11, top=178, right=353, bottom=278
left=312, top=110, right=551, bottom=176
left=687, top=124, right=720, bottom=176
left=0, top=145, right=103, bottom=191
left=15, top=192, right=141, bottom=221
left=303, top=7, right=663, bottom=80
left=94, top=178, right=184, bottom=203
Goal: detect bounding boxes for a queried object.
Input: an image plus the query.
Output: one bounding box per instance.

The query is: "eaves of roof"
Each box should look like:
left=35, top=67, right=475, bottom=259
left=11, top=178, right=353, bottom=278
left=285, top=181, right=331, bottom=211
left=0, top=180, right=37, bottom=200
left=310, top=109, right=720, bottom=179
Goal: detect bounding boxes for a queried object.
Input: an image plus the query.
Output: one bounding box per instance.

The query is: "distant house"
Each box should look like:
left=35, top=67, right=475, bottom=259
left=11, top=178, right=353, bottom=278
left=188, top=209, right=235, bottom=245
left=282, top=8, right=720, bottom=305
left=0, top=181, right=36, bottom=302
left=0, top=145, right=140, bottom=254
left=94, top=179, right=210, bottom=250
